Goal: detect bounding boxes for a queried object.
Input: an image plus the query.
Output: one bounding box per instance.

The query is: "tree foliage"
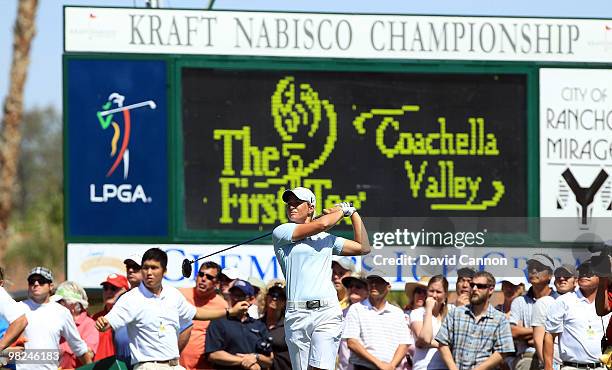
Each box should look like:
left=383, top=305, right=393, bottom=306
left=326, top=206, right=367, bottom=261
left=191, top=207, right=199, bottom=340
left=6, top=106, right=63, bottom=269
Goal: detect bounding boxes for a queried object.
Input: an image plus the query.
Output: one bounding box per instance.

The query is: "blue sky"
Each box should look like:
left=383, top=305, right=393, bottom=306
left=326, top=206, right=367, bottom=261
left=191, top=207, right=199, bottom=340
left=1, top=0, right=612, bottom=110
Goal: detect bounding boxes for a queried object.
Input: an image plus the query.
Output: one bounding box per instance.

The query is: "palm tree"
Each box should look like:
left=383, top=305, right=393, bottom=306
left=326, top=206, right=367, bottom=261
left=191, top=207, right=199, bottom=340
left=0, top=0, right=39, bottom=264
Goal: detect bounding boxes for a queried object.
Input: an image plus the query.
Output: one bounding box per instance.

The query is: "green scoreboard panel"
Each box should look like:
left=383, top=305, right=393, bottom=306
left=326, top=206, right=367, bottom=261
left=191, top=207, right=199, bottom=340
left=181, top=68, right=528, bottom=232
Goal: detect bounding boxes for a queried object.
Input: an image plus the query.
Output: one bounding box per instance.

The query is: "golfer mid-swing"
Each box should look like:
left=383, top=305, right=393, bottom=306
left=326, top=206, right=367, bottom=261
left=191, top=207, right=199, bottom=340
left=273, top=187, right=370, bottom=370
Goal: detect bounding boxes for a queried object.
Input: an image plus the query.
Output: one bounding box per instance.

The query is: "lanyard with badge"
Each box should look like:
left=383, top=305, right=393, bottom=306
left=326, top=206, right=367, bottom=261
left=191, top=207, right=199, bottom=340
left=159, top=320, right=167, bottom=338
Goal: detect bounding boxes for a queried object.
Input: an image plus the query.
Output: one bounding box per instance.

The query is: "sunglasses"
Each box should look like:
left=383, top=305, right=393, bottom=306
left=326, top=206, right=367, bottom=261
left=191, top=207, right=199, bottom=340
left=527, top=262, right=551, bottom=273
left=469, top=282, right=491, bottom=290
left=267, top=292, right=285, bottom=300
left=28, top=277, right=51, bottom=286
left=197, top=271, right=217, bottom=281
left=102, top=284, right=119, bottom=292
left=414, top=287, right=427, bottom=294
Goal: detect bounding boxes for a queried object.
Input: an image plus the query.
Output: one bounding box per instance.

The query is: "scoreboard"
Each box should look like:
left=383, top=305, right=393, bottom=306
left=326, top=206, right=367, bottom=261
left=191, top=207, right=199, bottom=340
left=182, top=69, right=527, bottom=231
left=64, top=6, right=612, bottom=244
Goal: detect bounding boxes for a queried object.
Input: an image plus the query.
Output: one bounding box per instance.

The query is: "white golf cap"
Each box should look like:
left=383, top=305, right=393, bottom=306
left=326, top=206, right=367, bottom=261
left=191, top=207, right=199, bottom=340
left=220, top=267, right=247, bottom=281
left=527, top=253, right=556, bottom=271
left=500, top=267, right=527, bottom=286
left=282, top=187, right=316, bottom=207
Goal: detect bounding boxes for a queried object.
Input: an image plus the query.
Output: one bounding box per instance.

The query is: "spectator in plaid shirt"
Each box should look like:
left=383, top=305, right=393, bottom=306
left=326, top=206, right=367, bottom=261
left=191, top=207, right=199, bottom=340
left=435, top=271, right=515, bottom=370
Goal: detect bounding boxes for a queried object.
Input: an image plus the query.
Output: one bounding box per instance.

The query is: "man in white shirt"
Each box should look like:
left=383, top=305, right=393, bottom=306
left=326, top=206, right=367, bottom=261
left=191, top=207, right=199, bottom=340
left=342, top=270, right=413, bottom=370
left=532, top=264, right=577, bottom=370
left=511, top=253, right=558, bottom=370
left=96, top=248, right=249, bottom=370
left=18, top=266, right=92, bottom=370
left=544, top=259, right=610, bottom=370
left=0, top=286, right=27, bottom=352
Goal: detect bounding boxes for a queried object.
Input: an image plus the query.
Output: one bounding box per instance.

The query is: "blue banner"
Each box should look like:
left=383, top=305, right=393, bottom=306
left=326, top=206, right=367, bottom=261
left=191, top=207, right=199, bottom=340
left=66, top=59, right=168, bottom=237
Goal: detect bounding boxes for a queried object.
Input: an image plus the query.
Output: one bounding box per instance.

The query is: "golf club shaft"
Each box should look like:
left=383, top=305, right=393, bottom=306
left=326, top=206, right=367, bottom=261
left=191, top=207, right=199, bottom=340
left=190, top=231, right=273, bottom=263
left=189, top=203, right=352, bottom=263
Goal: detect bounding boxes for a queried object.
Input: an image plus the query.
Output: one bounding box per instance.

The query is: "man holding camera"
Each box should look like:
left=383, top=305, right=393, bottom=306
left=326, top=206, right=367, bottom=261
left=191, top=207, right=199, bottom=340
left=544, top=259, right=611, bottom=370
left=205, top=280, right=274, bottom=369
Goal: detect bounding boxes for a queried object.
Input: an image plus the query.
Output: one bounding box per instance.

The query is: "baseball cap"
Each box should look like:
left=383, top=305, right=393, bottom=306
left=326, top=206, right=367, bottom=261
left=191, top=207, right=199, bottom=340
left=221, top=267, right=247, bottom=281
left=365, top=269, right=390, bottom=284
left=554, top=264, right=577, bottom=278
left=230, top=279, right=255, bottom=297
left=342, top=272, right=367, bottom=288
left=50, top=281, right=89, bottom=309
left=457, top=267, right=476, bottom=279
left=500, top=267, right=527, bottom=286
left=527, top=253, right=556, bottom=271
left=332, top=256, right=356, bottom=272
left=28, top=267, right=53, bottom=282
left=124, top=253, right=143, bottom=268
left=247, top=277, right=266, bottom=295
left=100, top=273, right=129, bottom=290
left=282, top=187, right=316, bottom=207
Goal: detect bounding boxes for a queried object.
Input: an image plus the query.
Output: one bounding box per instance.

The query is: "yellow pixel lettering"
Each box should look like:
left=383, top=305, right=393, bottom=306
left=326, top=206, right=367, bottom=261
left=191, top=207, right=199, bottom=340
left=214, top=128, right=246, bottom=176
left=404, top=160, right=428, bottom=198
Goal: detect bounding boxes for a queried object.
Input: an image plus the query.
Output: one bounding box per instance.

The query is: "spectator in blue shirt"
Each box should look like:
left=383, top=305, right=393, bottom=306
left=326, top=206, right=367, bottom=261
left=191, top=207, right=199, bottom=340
left=206, top=280, right=274, bottom=370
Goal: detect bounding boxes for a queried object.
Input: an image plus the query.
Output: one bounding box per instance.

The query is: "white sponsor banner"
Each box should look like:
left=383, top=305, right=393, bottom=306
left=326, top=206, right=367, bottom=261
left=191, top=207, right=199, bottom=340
left=65, top=7, right=612, bottom=63
left=540, top=68, right=612, bottom=242
left=67, top=243, right=281, bottom=289
left=67, top=243, right=591, bottom=290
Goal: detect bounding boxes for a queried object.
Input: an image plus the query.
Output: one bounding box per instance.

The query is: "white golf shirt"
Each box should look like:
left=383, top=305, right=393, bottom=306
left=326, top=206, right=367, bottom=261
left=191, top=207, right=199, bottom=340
left=545, top=289, right=612, bottom=364
left=0, top=287, right=26, bottom=322
left=18, top=299, right=88, bottom=370
left=273, top=222, right=346, bottom=302
left=343, top=299, right=414, bottom=368
left=106, top=282, right=197, bottom=365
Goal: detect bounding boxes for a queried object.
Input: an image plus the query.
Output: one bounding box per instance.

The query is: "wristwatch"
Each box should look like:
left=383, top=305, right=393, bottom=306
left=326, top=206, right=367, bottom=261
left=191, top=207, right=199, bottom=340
left=225, top=308, right=230, bottom=319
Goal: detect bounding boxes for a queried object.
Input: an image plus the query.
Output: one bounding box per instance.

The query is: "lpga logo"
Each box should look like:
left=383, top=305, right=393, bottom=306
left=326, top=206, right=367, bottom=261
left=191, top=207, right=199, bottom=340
left=89, top=92, right=156, bottom=204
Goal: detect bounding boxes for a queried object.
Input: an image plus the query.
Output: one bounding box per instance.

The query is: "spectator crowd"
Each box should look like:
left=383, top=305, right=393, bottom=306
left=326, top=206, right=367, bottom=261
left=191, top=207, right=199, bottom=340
left=0, top=249, right=611, bottom=370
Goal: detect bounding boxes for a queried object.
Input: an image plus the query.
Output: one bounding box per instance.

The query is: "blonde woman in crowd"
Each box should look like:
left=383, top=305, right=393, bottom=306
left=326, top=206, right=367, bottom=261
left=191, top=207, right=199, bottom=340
left=410, top=275, right=449, bottom=370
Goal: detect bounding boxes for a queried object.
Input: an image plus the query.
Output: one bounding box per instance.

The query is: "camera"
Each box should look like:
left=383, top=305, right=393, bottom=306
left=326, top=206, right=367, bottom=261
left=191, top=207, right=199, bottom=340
left=589, top=240, right=612, bottom=278
left=250, top=328, right=273, bottom=356
left=255, top=336, right=273, bottom=356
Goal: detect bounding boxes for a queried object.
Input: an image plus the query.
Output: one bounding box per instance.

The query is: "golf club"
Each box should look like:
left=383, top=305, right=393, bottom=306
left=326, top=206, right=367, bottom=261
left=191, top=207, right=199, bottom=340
left=181, top=232, right=272, bottom=278
left=181, top=202, right=353, bottom=278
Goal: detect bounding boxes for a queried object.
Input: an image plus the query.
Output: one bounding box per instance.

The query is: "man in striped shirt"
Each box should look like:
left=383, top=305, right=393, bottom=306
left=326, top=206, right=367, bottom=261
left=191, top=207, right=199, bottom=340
left=436, top=271, right=515, bottom=370
left=342, top=270, right=413, bottom=370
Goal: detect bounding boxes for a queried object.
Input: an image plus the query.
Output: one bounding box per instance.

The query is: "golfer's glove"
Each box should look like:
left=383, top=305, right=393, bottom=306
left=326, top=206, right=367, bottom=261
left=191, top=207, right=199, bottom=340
left=336, top=202, right=356, bottom=217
